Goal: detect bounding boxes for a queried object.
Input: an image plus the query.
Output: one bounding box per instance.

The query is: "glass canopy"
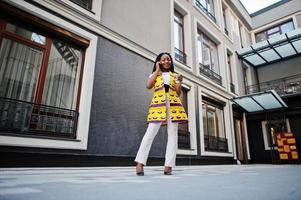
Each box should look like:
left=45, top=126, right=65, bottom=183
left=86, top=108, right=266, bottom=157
left=232, top=90, right=287, bottom=113
left=236, top=28, right=301, bottom=67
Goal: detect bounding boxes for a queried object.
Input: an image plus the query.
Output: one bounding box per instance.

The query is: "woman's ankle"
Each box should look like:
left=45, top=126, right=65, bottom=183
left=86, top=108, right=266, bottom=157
left=136, top=162, right=144, bottom=167
left=136, top=163, right=144, bottom=171
left=164, top=166, right=172, bottom=172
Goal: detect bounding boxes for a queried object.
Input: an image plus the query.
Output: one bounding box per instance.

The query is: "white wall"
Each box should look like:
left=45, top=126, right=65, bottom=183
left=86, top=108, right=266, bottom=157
left=101, top=0, right=171, bottom=54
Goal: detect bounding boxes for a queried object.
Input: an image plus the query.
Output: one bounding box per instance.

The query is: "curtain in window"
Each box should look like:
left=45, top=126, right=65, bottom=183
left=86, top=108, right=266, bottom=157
left=207, top=109, right=215, bottom=136
left=198, top=33, right=219, bottom=74
left=197, top=35, right=203, bottom=64
left=202, top=43, right=211, bottom=68
left=202, top=102, right=225, bottom=138
left=0, top=38, right=43, bottom=130
left=0, top=38, right=43, bottom=101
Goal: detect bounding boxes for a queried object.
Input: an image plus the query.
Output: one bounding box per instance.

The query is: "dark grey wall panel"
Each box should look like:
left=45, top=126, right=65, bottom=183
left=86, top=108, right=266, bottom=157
left=87, top=36, right=168, bottom=157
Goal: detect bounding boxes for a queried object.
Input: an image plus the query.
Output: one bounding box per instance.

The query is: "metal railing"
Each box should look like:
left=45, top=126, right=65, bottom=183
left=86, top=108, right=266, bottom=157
left=0, top=97, right=78, bottom=139
left=199, top=63, right=222, bottom=85
left=70, top=0, right=92, bottom=10
left=224, top=28, right=229, bottom=36
left=195, top=0, right=216, bottom=23
left=204, top=135, right=228, bottom=152
left=178, top=130, right=191, bottom=149
left=230, top=82, right=235, bottom=93
left=175, top=47, right=187, bottom=64
left=246, top=74, right=301, bottom=96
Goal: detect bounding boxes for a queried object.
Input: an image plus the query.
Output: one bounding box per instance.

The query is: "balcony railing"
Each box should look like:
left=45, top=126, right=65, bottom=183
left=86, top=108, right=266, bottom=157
left=175, top=47, right=187, bottom=64
left=178, top=130, right=191, bottom=149
left=224, top=28, right=229, bottom=36
left=199, top=63, right=222, bottom=85
left=195, top=0, right=216, bottom=23
left=204, top=135, right=228, bottom=152
left=230, top=82, right=235, bottom=93
left=70, top=0, right=92, bottom=10
left=246, top=74, right=301, bottom=96
left=0, top=97, right=78, bottom=139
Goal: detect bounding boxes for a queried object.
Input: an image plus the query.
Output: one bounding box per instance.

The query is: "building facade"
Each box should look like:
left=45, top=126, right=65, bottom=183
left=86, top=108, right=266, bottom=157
left=0, top=0, right=300, bottom=167
left=237, top=0, right=301, bottom=164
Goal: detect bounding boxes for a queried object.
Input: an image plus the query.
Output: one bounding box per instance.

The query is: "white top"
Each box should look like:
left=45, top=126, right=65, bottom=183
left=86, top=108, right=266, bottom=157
left=162, top=72, right=170, bottom=85
left=149, top=72, right=170, bottom=85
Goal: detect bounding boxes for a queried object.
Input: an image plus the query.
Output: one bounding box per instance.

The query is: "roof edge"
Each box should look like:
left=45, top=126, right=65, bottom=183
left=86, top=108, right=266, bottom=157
left=250, top=0, right=291, bottom=17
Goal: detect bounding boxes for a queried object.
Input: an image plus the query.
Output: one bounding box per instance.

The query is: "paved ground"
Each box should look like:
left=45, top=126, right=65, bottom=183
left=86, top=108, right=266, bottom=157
left=0, top=164, right=300, bottom=200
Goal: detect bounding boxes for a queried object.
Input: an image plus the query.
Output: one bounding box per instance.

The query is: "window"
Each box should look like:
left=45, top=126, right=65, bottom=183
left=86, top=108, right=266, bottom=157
left=202, top=97, right=227, bottom=152
left=178, top=87, right=190, bottom=149
left=0, top=19, right=87, bottom=139
left=238, top=23, right=244, bottom=48
left=195, top=0, right=216, bottom=23
left=222, top=7, right=229, bottom=36
left=198, top=33, right=219, bottom=73
left=255, top=20, right=295, bottom=42
left=70, top=0, right=93, bottom=11
left=227, top=53, right=235, bottom=93
left=174, top=10, right=186, bottom=64
left=197, top=31, right=221, bottom=85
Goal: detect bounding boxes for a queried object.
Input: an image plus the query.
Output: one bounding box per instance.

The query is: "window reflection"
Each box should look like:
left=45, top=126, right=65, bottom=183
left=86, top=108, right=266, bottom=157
left=202, top=100, right=225, bottom=138
left=5, top=23, right=46, bottom=45
left=255, top=20, right=295, bottom=42
left=42, top=40, right=82, bottom=110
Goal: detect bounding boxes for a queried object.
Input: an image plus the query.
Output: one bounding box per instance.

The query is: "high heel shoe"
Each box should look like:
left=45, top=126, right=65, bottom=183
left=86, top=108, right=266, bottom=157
left=164, top=166, right=172, bottom=175
left=136, top=171, right=144, bottom=176
left=136, top=163, right=144, bottom=176
left=164, top=171, right=172, bottom=175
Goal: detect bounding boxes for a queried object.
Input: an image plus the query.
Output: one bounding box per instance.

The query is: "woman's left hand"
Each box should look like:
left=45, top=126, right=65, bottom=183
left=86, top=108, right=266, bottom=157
left=176, top=74, right=183, bottom=84
left=175, top=74, right=183, bottom=96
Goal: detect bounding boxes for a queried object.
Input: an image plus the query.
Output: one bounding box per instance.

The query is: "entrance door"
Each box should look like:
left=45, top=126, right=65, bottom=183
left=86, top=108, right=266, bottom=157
left=234, top=118, right=248, bottom=163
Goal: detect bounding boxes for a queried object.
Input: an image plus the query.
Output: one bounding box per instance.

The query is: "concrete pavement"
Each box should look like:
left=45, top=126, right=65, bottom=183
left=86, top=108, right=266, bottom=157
left=0, top=164, right=301, bottom=200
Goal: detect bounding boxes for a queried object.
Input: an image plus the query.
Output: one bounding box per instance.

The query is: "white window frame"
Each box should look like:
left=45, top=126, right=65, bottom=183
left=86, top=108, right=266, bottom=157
left=197, top=31, right=220, bottom=76
left=0, top=0, right=97, bottom=150
left=176, top=78, right=197, bottom=156
left=194, top=17, right=226, bottom=89
left=198, top=87, right=234, bottom=157
left=34, top=0, right=102, bottom=21
left=172, top=0, right=193, bottom=71
left=252, top=16, right=296, bottom=43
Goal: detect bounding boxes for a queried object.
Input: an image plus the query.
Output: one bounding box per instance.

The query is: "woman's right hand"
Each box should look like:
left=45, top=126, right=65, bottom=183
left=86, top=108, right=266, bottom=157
left=155, top=61, right=162, bottom=73
left=146, top=61, right=161, bottom=89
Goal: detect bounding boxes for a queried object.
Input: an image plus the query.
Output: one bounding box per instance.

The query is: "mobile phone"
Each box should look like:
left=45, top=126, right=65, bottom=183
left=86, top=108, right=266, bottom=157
left=159, top=63, right=163, bottom=70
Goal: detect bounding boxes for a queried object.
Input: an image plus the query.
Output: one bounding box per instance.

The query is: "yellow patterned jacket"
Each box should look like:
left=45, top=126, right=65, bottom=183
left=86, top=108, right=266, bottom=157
left=147, top=72, right=188, bottom=124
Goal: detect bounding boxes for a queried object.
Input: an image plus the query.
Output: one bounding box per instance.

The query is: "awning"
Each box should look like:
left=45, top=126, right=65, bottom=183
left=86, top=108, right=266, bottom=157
left=232, top=90, right=287, bottom=113
left=236, top=28, right=301, bottom=67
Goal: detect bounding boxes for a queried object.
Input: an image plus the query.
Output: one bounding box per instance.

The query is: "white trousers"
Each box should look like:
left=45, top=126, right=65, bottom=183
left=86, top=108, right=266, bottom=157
left=135, top=95, right=178, bottom=167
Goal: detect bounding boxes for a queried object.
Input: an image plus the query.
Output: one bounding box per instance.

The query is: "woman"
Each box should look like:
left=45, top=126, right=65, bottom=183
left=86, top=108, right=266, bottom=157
left=135, top=52, right=188, bottom=176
